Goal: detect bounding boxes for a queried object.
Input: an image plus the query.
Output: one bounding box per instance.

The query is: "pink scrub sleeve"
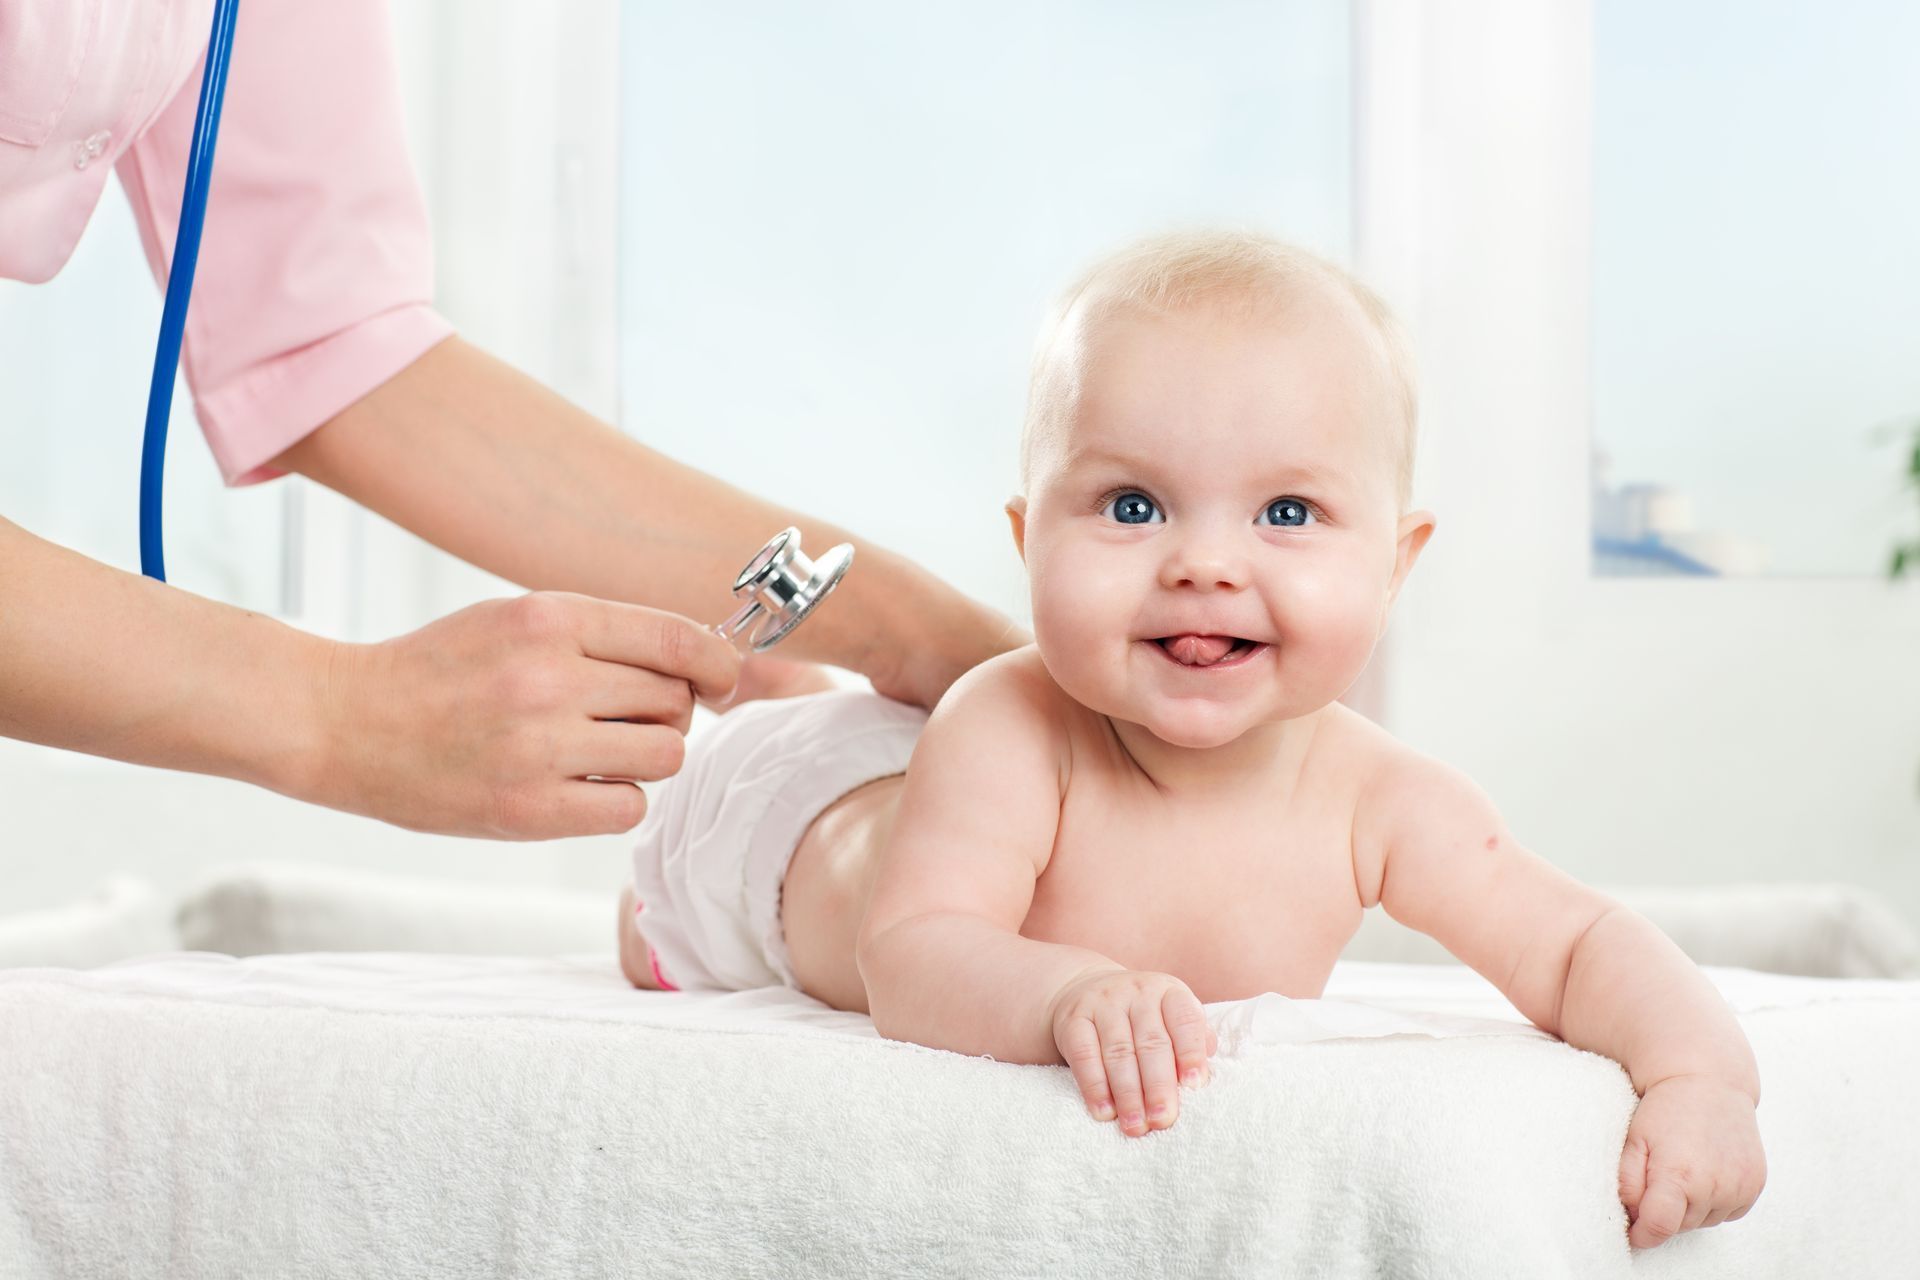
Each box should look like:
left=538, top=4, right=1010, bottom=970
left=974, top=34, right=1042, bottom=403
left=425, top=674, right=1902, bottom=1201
left=116, top=0, right=453, bottom=485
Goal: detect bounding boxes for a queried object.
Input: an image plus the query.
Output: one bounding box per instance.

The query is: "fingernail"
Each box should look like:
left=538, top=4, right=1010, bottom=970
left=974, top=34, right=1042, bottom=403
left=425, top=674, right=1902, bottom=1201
left=1181, top=1067, right=1202, bottom=1086
left=1121, top=1112, right=1144, bottom=1131
left=1149, top=1103, right=1170, bottom=1122
left=1092, top=1102, right=1115, bottom=1122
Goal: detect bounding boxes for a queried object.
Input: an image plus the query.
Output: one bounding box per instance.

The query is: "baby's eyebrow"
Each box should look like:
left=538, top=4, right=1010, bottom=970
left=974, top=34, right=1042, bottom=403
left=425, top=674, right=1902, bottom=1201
left=1257, top=460, right=1354, bottom=492
left=1064, top=444, right=1144, bottom=471
left=1067, top=445, right=1355, bottom=493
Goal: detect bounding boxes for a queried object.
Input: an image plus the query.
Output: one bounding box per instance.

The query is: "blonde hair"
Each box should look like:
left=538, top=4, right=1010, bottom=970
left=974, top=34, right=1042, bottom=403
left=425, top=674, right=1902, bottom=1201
left=1019, top=230, right=1418, bottom=508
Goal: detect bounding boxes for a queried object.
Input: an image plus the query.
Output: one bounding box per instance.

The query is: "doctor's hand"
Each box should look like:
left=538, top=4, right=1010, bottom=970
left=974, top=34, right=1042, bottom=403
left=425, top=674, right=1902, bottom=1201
left=309, top=592, right=739, bottom=840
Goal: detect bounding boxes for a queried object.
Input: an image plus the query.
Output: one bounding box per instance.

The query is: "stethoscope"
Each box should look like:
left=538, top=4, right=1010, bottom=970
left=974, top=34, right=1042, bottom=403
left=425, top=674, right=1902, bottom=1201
left=714, top=527, right=855, bottom=652
left=140, top=0, right=850, bottom=652
left=139, top=0, right=238, bottom=584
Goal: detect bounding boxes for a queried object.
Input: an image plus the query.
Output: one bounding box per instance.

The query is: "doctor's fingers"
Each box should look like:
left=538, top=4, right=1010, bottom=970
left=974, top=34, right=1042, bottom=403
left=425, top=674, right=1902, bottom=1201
left=479, top=775, right=649, bottom=840
left=565, top=596, right=742, bottom=704
left=570, top=721, right=689, bottom=784
left=584, top=659, right=697, bottom=733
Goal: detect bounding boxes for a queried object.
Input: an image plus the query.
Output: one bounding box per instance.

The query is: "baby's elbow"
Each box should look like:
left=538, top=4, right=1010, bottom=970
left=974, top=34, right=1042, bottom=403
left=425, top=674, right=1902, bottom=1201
left=852, top=923, right=883, bottom=989
left=853, top=910, right=914, bottom=986
left=854, top=927, right=920, bottom=1043
left=852, top=934, right=892, bottom=1028
left=865, top=1002, right=906, bottom=1044
left=859, top=977, right=909, bottom=1044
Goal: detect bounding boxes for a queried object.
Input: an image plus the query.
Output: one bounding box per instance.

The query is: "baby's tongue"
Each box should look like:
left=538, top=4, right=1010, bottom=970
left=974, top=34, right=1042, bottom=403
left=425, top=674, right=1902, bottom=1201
left=1162, top=634, right=1236, bottom=666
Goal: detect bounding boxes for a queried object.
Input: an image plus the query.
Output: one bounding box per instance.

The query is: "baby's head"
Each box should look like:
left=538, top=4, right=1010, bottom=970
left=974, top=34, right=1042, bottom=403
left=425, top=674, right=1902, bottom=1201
left=1006, top=230, right=1435, bottom=750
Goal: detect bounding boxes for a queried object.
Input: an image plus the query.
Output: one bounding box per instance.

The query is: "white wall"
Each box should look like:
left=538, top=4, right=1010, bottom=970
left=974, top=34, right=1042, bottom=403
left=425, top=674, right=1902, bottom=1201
left=1358, top=0, right=1920, bottom=925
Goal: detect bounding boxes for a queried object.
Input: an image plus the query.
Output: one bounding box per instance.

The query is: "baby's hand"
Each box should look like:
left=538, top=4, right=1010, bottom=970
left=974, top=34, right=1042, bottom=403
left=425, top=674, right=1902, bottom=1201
left=1049, top=968, right=1217, bottom=1138
left=1618, top=1074, right=1766, bottom=1248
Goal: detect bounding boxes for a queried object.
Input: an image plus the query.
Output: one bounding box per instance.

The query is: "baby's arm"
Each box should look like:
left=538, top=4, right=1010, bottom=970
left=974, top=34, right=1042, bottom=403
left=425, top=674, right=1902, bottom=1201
left=857, top=655, right=1213, bottom=1135
left=1353, top=752, right=1764, bottom=1247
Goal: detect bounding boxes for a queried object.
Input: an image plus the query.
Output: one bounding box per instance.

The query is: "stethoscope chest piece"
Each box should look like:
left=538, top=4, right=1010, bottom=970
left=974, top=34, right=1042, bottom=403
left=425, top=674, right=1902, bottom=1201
left=714, top=527, right=854, bottom=652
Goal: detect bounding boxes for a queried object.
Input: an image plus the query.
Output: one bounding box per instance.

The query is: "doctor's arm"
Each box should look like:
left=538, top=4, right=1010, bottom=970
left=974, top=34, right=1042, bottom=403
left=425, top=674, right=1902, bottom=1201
left=119, top=0, right=1010, bottom=711
left=1354, top=752, right=1765, bottom=1247
left=0, top=513, right=738, bottom=839
left=271, top=335, right=1023, bottom=712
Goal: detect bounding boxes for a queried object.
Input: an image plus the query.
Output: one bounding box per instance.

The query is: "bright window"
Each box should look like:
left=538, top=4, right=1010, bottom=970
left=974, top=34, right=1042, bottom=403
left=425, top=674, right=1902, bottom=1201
left=618, top=0, right=1354, bottom=618
left=0, top=180, right=292, bottom=613
left=1591, top=0, right=1920, bottom=577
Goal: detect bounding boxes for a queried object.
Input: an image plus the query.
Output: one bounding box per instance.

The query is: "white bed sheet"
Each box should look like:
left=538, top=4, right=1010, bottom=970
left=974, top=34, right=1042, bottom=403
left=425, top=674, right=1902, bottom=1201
left=2, top=954, right=1915, bottom=1277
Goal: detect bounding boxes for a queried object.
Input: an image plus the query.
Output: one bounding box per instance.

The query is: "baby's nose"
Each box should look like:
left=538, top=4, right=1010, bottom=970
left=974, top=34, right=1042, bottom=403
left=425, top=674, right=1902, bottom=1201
left=1158, top=528, right=1250, bottom=592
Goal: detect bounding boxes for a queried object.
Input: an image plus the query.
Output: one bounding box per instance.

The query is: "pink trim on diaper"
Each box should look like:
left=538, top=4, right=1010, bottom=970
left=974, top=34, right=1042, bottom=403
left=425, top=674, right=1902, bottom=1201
left=633, top=896, right=680, bottom=992
left=647, top=947, right=679, bottom=993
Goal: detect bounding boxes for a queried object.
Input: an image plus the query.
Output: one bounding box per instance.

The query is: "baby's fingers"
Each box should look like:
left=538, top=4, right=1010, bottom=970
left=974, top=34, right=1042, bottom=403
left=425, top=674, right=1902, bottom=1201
left=1617, top=1135, right=1649, bottom=1220
left=1627, top=1175, right=1690, bottom=1250
left=1162, top=986, right=1212, bottom=1088
left=1130, top=998, right=1181, bottom=1132
left=1094, top=1005, right=1149, bottom=1137
left=1057, top=1016, right=1116, bottom=1123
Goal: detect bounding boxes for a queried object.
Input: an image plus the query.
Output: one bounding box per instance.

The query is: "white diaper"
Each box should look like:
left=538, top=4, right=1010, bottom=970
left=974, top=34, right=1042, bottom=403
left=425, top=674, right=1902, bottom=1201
left=629, top=689, right=928, bottom=992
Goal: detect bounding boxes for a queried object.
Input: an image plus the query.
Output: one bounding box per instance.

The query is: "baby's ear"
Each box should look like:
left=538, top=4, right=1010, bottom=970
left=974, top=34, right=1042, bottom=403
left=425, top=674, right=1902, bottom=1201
left=1386, top=509, right=1436, bottom=606
left=1005, top=496, right=1029, bottom=564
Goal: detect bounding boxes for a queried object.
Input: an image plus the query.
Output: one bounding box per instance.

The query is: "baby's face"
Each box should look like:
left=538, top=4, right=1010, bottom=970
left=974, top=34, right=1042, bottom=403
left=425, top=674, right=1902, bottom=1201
left=1014, top=300, right=1423, bottom=750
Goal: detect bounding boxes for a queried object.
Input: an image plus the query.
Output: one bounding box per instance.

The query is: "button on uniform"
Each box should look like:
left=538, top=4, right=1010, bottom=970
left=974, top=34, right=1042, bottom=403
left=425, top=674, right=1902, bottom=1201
left=71, top=131, right=112, bottom=170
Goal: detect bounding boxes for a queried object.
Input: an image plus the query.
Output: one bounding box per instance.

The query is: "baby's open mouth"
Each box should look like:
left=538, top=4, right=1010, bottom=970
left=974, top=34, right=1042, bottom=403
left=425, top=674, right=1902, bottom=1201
left=1152, top=634, right=1264, bottom=669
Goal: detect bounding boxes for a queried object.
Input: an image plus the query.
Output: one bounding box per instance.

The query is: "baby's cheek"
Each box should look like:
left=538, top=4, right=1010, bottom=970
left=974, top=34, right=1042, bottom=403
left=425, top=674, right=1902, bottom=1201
left=1028, top=557, right=1136, bottom=703
left=1269, top=572, right=1387, bottom=686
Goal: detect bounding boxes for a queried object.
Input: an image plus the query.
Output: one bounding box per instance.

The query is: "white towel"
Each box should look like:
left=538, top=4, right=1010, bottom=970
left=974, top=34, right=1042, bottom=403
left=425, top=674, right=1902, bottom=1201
left=1, top=954, right=1914, bottom=1277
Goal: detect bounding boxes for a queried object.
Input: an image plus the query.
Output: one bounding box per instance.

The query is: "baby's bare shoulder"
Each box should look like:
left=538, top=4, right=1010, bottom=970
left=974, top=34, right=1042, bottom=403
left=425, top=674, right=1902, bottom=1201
left=934, top=645, right=1057, bottom=713
left=1313, top=702, right=1459, bottom=802
left=1306, top=701, right=1421, bottom=793
left=1336, top=714, right=1505, bottom=907
left=922, top=646, right=1073, bottom=761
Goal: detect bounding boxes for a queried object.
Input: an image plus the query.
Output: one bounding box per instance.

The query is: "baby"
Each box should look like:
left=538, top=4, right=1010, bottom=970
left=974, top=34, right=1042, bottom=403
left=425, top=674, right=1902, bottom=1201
left=617, top=231, right=1765, bottom=1250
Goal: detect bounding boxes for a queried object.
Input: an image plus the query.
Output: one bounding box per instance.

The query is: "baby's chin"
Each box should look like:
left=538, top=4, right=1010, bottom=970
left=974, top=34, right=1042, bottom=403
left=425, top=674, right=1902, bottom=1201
left=1103, top=674, right=1346, bottom=750
left=1130, top=701, right=1271, bottom=750
left=1071, top=680, right=1276, bottom=750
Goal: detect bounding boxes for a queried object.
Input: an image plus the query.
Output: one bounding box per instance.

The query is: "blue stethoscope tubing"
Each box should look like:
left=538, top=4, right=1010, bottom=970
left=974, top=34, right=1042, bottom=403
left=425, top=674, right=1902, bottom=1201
left=139, top=0, right=240, bottom=583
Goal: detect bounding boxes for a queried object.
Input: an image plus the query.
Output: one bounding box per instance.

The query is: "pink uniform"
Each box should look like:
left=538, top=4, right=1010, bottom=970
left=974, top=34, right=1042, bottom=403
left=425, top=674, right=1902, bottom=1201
left=0, top=0, right=452, bottom=483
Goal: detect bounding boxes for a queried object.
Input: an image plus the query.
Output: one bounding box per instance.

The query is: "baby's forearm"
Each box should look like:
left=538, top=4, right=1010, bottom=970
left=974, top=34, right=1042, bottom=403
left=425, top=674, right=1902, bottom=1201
left=857, top=912, right=1121, bottom=1064
left=1559, top=906, right=1760, bottom=1101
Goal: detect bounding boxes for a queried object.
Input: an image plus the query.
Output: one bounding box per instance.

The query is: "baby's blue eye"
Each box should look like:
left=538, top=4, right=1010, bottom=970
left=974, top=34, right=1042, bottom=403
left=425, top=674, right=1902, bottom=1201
left=1104, top=492, right=1162, bottom=525
left=1259, top=498, right=1315, bottom=528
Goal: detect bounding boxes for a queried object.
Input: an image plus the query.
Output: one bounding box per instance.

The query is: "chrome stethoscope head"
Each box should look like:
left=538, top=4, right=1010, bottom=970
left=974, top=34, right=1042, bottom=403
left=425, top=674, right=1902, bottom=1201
left=713, top=527, right=855, bottom=652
